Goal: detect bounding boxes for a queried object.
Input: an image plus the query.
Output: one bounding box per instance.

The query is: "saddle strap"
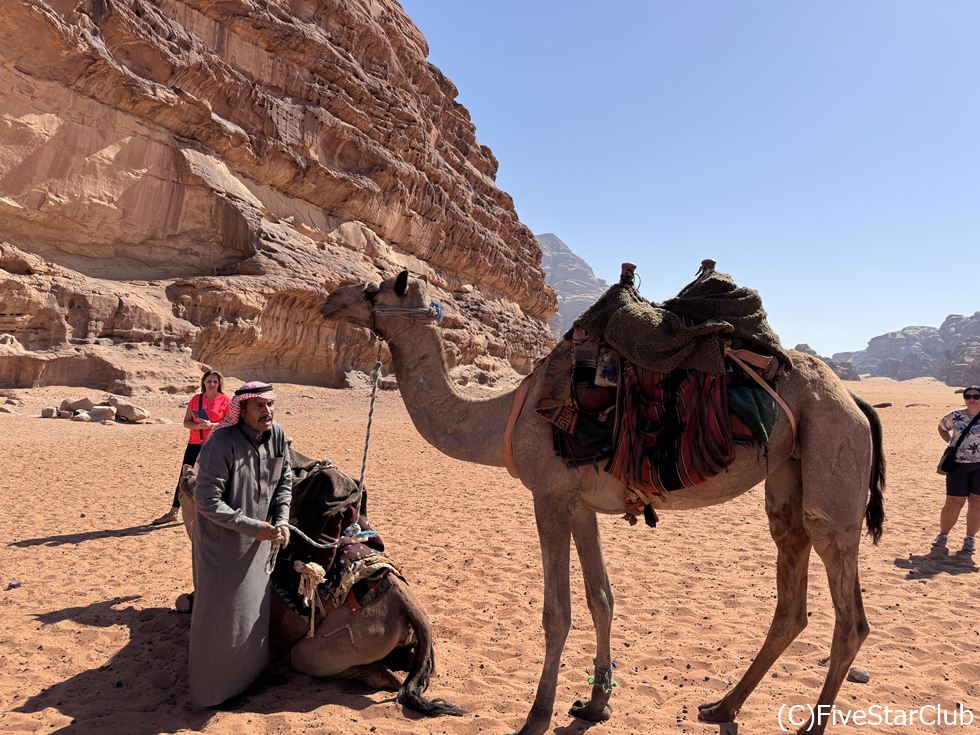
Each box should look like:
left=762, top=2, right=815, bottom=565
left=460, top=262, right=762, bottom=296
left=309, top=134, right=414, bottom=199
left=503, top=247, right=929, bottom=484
left=503, top=375, right=533, bottom=478
left=725, top=346, right=799, bottom=458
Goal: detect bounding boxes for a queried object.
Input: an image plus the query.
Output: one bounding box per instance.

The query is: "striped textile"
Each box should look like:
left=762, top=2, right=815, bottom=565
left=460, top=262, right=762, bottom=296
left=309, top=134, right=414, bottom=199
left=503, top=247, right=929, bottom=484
left=607, top=363, right=736, bottom=499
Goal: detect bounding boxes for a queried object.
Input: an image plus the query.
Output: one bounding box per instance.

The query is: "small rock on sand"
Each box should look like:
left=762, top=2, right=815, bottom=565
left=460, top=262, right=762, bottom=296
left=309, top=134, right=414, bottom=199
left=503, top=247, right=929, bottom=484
left=41, top=406, right=57, bottom=418
left=872, top=402, right=892, bottom=408
left=847, top=666, right=871, bottom=683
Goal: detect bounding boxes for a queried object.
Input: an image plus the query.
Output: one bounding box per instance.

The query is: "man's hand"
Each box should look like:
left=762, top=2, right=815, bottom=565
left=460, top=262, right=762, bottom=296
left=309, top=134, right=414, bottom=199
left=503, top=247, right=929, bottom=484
left=255, top=522, right=280, bottom=541
left=277, top=524, right=290, bottom=548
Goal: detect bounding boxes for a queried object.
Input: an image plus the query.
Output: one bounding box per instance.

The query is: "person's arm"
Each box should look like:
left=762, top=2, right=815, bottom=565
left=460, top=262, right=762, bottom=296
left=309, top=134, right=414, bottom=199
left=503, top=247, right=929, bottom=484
left=266, top=434, right=293, bottom=547
left=194, top=438, right=268, bottom=537
left=182, top=404, right=200, bottom=431
left=270, top=440, right=293, bottom=530
left=939, top=424, right=952, bottom=443
left=182, top=397, right=212, bottom=431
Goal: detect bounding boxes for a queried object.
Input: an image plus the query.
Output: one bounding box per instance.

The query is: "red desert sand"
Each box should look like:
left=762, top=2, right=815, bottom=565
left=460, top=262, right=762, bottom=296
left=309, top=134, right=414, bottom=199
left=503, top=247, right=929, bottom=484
left=1, top=377, right=977, bottom=734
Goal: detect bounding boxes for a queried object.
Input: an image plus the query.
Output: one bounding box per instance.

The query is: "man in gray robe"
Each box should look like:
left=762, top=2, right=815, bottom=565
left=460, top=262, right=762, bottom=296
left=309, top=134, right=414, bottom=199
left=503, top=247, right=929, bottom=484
left=188, top=381, right=292, bottom=708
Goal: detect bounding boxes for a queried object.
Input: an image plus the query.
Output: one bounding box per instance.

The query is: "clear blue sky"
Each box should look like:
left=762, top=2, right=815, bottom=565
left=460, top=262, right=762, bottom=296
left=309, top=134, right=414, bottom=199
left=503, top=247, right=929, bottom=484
left=400, top=1, right=980, bottom=355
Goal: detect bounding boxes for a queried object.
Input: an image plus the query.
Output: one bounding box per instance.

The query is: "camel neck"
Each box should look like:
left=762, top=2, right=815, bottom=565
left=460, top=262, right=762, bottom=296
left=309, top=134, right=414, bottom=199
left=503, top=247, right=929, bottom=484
left=386, top=321, right=514, bottom=467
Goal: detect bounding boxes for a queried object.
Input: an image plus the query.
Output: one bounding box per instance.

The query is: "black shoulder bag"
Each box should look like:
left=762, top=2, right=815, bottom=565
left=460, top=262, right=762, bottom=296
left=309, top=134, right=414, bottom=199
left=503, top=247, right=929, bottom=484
left=938, top=412, right=980, bottom=475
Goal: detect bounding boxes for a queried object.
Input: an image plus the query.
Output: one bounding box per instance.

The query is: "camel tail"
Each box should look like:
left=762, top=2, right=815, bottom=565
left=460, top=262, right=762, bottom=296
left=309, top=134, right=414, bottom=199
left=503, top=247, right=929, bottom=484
left=851, top=392, right=885, bottom=544
left=396, top=582, right=463, bottom=717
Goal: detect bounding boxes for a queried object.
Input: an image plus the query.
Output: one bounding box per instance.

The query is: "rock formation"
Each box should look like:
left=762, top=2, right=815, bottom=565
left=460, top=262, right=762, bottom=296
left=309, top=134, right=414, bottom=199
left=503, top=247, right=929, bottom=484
left=537, top=233, right=608, bottom=338
left=792, top=344, right=860, bottom=381
left=0, top=1, right=556, bottom=392
left=833, top=313, right=980, bottom=386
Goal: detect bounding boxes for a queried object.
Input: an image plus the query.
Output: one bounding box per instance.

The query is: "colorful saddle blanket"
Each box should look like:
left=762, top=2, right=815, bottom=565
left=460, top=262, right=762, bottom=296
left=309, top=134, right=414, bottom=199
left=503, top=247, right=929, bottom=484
left=536, top=335, right=777, bottom=521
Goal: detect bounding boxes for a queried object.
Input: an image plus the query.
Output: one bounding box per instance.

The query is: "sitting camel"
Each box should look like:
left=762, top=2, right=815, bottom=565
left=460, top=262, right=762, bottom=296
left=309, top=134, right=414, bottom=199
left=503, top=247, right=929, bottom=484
left=320, top=270, right=885, bottom=735
left=178, top=461, right=460, bottom=717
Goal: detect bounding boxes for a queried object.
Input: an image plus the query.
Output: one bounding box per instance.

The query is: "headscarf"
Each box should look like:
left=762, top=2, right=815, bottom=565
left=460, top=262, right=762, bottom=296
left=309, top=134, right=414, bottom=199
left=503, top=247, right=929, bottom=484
left=204, top=381, right=277, bottom=442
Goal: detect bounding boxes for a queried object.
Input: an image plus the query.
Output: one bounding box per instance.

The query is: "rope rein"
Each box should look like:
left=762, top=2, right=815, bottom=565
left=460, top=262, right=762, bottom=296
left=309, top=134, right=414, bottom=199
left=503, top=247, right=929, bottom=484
left=358, top=341, right=383, bottom=491
left=266, top=298, right=443, bottom=599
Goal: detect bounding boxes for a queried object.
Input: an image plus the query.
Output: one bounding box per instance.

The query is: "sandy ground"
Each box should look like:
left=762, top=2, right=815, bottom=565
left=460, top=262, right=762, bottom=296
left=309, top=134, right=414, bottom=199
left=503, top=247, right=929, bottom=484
left=1, top=376, right=978, bottom=734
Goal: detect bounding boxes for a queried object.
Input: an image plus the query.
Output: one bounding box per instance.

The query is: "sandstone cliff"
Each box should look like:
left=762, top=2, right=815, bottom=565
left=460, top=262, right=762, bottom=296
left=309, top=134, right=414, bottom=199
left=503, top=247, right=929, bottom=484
left=833, top=313, right=980, bottom=386
left=537, top=233, right=608, bottom=338
left=0, top=0, right=556, bottom=392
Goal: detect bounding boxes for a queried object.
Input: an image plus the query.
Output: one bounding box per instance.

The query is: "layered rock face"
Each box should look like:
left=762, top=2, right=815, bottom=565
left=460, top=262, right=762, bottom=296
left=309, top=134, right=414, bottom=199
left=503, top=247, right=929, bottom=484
left=833, top=313, right=980, bottom=386
left=792, top=344, right=860, bottom=381
left=0, top=0, right=555, bottom=392
left=537, top=233, right=608, bottom=338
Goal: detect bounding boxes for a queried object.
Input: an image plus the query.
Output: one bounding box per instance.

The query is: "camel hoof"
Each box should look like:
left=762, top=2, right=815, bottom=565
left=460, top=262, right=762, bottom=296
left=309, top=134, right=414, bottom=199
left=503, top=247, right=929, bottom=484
left=697, top=700, right=736, bottom=723
left=569, top=699, right=612, bottom=722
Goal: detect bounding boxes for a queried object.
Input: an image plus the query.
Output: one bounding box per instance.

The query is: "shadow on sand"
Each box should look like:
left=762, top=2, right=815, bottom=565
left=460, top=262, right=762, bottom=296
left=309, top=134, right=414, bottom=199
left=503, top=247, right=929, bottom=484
left=9, top=523, right=180, bottom=548
left=894, top=548, right=979, bottom=579
left=15, top=597, right=386, bottom=734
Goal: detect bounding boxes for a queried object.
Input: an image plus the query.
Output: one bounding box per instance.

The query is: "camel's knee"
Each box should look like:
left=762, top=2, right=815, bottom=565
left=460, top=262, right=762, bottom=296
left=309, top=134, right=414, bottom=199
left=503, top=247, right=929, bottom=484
left=772, top=606, right=808, bottom=639
left=802, top=510, right=862, bottom=555
left=585, top=586, right=614, bottom=620
left=857, top=617, right=870, bottom=643
left=542, top=604, right=572, bottom=639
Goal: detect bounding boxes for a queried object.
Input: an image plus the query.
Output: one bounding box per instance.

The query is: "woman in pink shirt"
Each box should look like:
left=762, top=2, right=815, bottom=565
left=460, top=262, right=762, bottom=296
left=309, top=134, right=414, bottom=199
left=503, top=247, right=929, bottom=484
left=151, top=370, right=231, bottom=525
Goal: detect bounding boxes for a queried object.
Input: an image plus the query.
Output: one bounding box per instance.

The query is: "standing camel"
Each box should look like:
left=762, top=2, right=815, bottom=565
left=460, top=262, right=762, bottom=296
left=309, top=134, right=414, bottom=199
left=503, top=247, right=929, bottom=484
left=320, top=270, right=885, bottom=735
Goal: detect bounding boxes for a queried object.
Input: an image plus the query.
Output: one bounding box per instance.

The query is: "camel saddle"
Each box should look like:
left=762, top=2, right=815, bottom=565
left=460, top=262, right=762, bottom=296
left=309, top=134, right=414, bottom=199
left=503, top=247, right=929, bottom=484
left=271, top=455, right=401, bottom=619
left=534, top=261, right=790, bottom=523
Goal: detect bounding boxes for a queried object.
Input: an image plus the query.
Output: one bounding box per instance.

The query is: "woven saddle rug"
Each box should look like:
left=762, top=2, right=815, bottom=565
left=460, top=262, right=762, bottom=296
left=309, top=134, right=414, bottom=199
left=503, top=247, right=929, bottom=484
left=271, top=458, right=401, bottom=621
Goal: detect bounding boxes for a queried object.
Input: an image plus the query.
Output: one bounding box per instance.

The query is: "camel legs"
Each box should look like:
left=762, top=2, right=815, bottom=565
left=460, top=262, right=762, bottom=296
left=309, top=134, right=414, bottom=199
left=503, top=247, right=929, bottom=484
left=568, top=503, right=614, bottom=723
left=796, top=524, right=868, bottom=734
left=699, top=458, right=811, bottom=723
left=514, top=491, right=573, bottom=735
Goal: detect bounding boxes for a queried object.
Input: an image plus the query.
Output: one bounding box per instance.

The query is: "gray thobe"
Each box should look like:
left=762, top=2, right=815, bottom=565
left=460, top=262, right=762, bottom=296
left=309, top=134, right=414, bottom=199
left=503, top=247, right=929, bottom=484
left=189, top=422, right=292, bottom=708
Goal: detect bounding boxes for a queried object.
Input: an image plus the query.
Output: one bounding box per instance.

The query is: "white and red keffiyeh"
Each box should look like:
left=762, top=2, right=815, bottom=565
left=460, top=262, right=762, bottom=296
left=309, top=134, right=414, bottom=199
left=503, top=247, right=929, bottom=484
left=205, top=381, right=276, bottom=442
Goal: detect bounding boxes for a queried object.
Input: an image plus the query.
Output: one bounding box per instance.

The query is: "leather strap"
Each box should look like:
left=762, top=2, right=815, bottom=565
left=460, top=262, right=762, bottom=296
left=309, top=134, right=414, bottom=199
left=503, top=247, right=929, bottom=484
left=725, top=346, right=799, bottom=458
left=951, top=411, right=980, bottom=453
left=503, top=376, right=533, bottom=478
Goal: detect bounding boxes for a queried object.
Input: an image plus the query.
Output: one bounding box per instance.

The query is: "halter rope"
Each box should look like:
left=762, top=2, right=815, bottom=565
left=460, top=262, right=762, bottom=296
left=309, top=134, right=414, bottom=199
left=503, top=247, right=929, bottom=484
left=266, top=298, right=443, bottom=574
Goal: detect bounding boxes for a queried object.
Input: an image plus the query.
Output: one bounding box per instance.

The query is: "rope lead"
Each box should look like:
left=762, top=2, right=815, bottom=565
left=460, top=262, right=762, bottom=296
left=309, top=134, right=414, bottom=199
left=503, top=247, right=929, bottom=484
left=358, top=342, right=383, bottom=491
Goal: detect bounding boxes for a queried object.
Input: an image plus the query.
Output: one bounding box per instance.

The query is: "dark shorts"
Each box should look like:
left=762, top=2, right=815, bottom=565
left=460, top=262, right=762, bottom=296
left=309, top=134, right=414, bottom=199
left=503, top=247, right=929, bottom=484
left=946, top=462, right=980, bottom=497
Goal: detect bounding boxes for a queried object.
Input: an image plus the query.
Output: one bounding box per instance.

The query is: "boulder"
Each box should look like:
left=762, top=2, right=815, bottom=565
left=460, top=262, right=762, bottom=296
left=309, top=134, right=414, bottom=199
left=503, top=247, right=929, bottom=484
left=71, top=410, right=91, bottom=422
left=40, top=406, right=57, bottom=418
left=115, top=405, right=150, bottom=423
left=57, top=410, right=72, bottom=419
left=69, top=397, right=95, bottom=412
left=89, top=405, right=117, bottom=421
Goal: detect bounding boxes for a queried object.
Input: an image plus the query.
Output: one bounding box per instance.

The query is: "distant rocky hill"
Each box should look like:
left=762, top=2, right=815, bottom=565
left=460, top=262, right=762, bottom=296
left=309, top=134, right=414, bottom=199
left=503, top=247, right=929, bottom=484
left=833, top=313, right=980, bottom=386
left=793, top=344, right=860, bottom=381
left=537, top=233, right=608, bottom=337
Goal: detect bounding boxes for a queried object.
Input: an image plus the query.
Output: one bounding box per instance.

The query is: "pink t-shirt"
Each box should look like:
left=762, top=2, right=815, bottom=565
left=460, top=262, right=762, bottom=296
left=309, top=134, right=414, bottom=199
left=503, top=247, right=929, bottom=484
left=188, top=392, right=231, bottom=445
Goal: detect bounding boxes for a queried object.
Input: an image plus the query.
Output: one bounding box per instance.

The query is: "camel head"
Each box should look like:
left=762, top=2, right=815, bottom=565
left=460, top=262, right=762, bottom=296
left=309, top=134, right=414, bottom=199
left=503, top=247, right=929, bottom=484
left=321, top=270, right=438, bottom=336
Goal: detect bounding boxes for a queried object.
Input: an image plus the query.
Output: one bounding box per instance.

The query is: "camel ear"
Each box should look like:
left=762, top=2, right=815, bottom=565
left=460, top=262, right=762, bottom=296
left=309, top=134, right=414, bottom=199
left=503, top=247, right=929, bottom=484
left=394, top=270, right=409, bottom=297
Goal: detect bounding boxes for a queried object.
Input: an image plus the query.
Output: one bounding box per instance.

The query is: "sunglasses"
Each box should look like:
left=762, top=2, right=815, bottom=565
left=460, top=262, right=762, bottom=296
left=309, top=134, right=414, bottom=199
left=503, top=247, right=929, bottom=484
left=965, top=394, right=980, bottom=400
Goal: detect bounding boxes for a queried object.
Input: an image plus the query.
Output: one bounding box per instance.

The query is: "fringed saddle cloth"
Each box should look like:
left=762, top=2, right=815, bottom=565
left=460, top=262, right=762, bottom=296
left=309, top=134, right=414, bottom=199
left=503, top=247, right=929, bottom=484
left=272, top=461, right=402, bottom=621
left=536, top=330, right=779, bottom=523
